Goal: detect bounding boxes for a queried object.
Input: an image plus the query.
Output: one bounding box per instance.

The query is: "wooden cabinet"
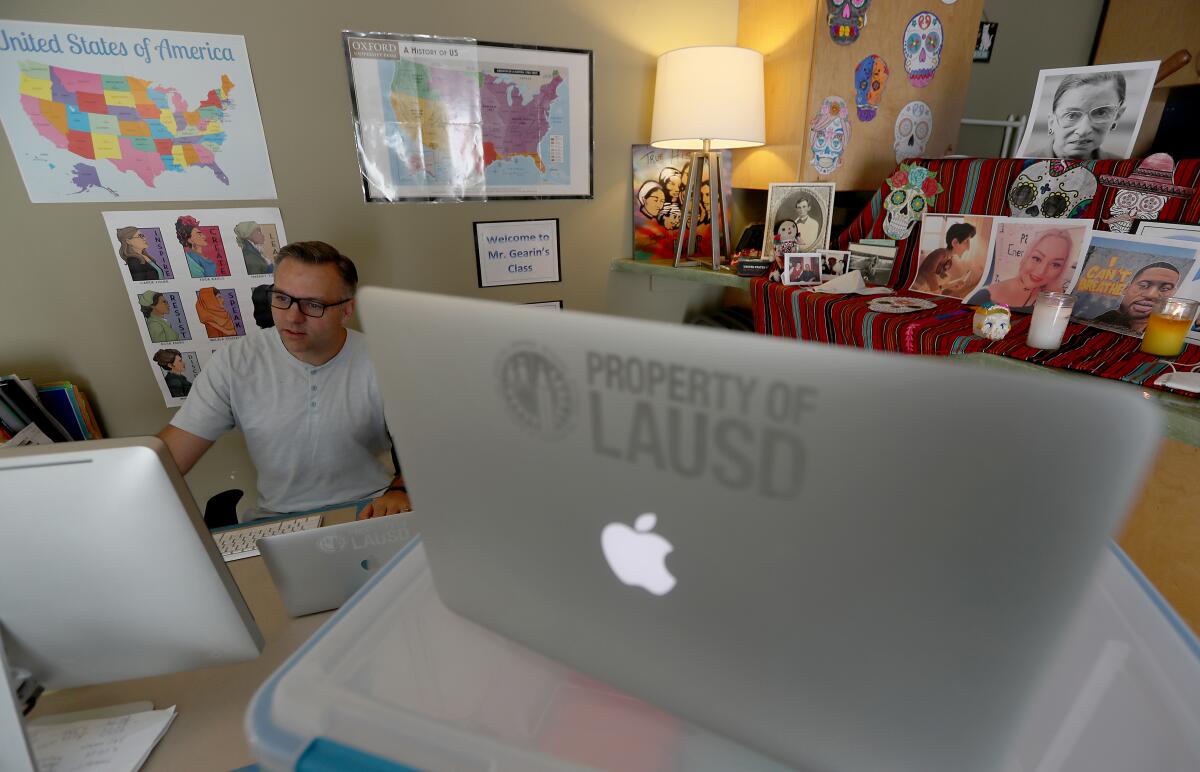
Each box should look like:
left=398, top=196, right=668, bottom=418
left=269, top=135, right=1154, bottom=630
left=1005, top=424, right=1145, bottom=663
left=734, top=0, right=984, bottom=191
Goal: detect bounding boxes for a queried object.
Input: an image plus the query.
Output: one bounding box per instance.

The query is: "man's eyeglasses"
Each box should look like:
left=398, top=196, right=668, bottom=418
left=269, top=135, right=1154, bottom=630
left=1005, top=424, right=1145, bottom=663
left=1055, top=105, right=1120, bottom=128
left=269, top=289, right=352, bottom=318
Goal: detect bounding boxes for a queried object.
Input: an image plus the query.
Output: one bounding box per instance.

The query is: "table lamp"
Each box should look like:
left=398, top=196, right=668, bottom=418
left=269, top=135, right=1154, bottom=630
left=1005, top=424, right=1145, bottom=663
left=650, top=46, right=765, bottom=270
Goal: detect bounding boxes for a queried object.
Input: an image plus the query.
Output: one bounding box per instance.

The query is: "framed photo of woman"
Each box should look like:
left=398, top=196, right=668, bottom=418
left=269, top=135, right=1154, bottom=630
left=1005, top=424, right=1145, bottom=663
left=761, top=183, right=836, bottom=271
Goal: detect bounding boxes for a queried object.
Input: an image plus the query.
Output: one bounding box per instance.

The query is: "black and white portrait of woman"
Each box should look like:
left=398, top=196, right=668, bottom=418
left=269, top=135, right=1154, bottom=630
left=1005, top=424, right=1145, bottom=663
left=1017, top=61, right=1157, bottom=161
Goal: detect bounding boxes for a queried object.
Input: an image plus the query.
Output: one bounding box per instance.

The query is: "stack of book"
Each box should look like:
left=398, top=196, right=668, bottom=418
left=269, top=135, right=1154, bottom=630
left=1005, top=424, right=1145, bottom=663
left=847, top=239, right=898, bottom=286
left=0, top=374, right=102, bottom=447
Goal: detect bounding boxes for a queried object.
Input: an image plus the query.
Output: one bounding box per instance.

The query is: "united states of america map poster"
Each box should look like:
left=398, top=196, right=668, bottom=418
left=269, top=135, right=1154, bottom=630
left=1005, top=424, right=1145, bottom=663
left=0, top=19, right=276, bottom=202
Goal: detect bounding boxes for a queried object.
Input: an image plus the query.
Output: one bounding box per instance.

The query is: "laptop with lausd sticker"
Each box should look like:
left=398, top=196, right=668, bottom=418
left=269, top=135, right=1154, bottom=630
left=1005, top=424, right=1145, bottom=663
left=358, top=287, right=1160, bottom=772
left=258, top=514, right=418, bottom=617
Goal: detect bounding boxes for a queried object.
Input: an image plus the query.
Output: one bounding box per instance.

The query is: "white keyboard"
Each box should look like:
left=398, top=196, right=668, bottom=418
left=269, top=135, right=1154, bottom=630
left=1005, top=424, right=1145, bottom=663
left=213, top=514, right=323, bottom=562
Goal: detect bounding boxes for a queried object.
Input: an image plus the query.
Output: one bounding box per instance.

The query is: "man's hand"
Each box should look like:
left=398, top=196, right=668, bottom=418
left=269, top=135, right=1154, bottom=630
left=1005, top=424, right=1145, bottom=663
left=359, top=489, right=412, bottom=519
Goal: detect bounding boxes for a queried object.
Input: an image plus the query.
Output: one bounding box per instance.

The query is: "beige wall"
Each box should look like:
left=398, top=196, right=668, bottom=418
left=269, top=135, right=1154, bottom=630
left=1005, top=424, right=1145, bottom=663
left=955, top=0, right=1105, bottom=157
left=1094, top=0, right=1200, bottom=88
left=0, top=0, right=738, bottom=511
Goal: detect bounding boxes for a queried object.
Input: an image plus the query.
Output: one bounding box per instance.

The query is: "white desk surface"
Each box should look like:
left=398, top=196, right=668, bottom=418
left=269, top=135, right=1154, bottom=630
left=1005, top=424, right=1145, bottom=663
left=28, top=506, right=358, bottom=772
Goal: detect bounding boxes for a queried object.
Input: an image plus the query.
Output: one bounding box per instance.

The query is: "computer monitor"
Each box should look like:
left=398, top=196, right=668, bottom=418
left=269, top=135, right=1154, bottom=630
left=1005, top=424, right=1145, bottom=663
left=0, top=438, right=263, bottom=693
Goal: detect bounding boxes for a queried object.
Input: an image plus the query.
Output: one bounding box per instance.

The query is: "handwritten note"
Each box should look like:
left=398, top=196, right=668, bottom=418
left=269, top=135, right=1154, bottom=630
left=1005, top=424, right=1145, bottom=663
left=28, top=706, right=176, bottom=772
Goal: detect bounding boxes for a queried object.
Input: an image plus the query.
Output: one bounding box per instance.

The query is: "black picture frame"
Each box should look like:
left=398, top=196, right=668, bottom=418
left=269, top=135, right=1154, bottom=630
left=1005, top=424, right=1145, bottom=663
left=974, top=22, right=998, bottom=63
left=343, top=32, right=593, bottom=203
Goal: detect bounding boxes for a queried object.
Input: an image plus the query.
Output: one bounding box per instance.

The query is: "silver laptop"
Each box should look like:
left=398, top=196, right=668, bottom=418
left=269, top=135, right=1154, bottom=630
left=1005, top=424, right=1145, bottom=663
left=359, top=287, right=1160, bottom=772
left=258, top=514, right=418, bottom=617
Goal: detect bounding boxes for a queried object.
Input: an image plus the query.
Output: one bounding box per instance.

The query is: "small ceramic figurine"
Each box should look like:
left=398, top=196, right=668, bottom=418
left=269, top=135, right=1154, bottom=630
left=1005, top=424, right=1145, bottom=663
left=972, top=303, right=1011, bottom=340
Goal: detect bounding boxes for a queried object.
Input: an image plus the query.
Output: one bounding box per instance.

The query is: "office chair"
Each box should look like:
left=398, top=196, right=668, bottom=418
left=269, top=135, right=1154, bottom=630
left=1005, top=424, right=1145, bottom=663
left=203, top=488, right=243, bottom=530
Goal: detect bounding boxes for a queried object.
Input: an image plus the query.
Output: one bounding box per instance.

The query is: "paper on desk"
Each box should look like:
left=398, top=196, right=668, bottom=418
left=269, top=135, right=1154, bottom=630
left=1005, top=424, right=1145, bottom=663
left=811, top=271, right=893, bottom=295
left=2, top=423, right=54, bottom=447
left=27, top=705, right=176, bottom=772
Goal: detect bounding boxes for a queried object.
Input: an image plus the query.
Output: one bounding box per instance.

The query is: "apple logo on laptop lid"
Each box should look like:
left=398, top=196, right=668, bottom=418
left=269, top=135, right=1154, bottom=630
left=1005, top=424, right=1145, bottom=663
left=601, top=513, right=676, bottom=596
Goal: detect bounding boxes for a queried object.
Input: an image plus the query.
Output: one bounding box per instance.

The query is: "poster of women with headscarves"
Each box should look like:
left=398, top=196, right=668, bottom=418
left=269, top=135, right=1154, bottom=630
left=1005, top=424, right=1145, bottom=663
left=101, top=207, right=287, bottom=407
left=631, top=145, right=732, bottom=261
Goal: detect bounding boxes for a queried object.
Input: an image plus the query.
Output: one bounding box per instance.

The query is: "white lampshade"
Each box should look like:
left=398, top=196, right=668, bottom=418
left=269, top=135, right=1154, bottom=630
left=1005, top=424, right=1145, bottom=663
left=650, top=46, right=765, bottom=150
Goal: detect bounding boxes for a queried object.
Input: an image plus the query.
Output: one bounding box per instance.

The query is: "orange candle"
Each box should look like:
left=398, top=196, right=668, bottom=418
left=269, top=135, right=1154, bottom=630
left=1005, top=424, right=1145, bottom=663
left=1140, top=298, right=1199, bottom=358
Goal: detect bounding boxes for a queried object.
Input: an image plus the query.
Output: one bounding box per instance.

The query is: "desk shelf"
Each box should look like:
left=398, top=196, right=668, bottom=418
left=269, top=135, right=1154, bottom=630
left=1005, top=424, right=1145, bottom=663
left=610, top=258, right=751, bottom=290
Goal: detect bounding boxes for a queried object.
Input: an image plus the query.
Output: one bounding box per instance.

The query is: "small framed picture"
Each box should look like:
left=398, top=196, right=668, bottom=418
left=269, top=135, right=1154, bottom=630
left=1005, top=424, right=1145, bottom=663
left=761, top=182, right=836, bottom=268
left=783, top=252, right=823, bottom=286
left=973, top=22, right=998, bottom=63
left=819, top=249, right=850, bottom=280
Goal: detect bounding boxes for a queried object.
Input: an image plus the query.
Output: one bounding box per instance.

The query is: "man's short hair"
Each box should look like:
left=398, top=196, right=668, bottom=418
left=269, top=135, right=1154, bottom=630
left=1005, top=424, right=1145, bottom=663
left=276, top=241, right=359, bottom=293
left=946, top=223, right=977, bottom=247
left=1130, top=261, right=1180, bottom=282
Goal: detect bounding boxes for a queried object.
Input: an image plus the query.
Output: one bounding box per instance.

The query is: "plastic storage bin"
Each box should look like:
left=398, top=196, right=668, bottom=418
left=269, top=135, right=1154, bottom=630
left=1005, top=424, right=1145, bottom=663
left=247, top=540, right=1200, bottom=771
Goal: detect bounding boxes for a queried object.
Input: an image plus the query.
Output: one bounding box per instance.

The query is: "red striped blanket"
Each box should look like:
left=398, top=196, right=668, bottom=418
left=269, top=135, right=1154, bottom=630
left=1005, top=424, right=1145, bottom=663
left=751, top=157, right=1200, bottom=396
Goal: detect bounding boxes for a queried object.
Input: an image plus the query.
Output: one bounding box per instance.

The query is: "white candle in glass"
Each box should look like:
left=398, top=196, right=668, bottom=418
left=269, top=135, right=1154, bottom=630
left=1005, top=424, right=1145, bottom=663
left=1027, top=292, right=1075, bottom=350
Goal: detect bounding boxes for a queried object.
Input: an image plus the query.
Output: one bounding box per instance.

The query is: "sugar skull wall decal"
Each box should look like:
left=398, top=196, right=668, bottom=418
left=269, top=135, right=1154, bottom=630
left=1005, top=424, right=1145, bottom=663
left=854, top=55, right=889, bottom=122
left=809, top=96, right=851, bottom=175
left=1097, top=153, right=1193, bottom=233
left=883, top=163, right=943, bottom=240
left=1007, top=160, right=1097, bottom=219
left=893, top=100, right=932, bottom=163
left=902, top=11, right=943, bottom=87
left=828, top=0, right=872, bottom=45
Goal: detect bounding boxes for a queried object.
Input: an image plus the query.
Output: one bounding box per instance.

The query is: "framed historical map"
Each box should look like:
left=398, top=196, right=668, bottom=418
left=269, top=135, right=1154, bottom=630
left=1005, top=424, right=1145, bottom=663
left=343, top=32, right=593, bottom=202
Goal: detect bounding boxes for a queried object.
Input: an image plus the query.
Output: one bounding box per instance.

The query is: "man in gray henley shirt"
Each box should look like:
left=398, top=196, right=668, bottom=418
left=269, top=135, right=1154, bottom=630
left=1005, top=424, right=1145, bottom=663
left=158, top=241, right=409, bottom=518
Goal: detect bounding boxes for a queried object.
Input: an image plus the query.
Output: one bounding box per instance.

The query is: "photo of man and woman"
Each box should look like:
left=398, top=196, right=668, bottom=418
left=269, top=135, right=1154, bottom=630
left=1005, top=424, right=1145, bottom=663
left=783, top=253, right=822, bottom=286
left=907, top=214, right=995, bottom=299
left=964, top=219, right=1092, bottom=311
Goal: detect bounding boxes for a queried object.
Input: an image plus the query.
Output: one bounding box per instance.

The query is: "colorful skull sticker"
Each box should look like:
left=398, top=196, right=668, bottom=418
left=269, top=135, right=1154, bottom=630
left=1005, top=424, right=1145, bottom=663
left=902, top=11, right=943, bottom=87
left=827, top=0, right=872, bottom=44
left=1007, top=160, right=1097, bottom=219
left=883, top=163, right=943, bottom=240
left=854, top=55, right=889, bottom=122
left=893, top=100, right=932, bottom=163
left=809, top=96, right=851, bottom=175
left=1097, top=153, right=1194, bottom=233
left=1105, top=190, right=1168, bottom=233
